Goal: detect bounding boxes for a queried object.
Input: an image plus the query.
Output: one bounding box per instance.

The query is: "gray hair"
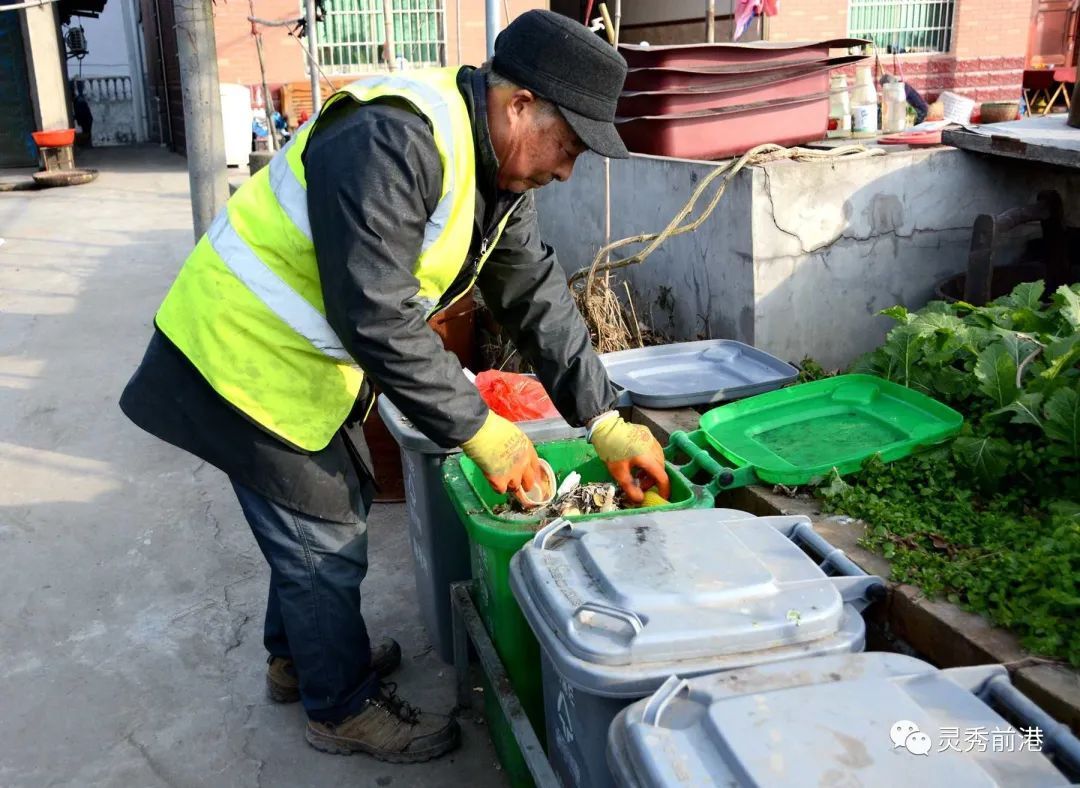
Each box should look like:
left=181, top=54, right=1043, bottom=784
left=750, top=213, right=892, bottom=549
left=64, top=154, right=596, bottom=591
left=479, top=63, right=560, bottom=117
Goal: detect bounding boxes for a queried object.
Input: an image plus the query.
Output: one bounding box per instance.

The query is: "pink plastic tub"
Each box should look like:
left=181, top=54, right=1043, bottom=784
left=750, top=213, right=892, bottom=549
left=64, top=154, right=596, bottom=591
left=622, top=54, right=865, bottom=92
left=618, top=60, right=861, bottom=117
left=615, top=93, right=829, bottom=160
left=617, top=39, right=868, bottom=70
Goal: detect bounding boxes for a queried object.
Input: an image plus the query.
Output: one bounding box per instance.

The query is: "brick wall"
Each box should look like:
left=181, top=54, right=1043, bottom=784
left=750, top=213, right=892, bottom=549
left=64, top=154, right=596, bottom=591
left=766, top=0, right=1029, bottom=102
left=766, top=0, right=1029, bottom=57
left=952, top=0, right=1031, bottom=59
left=214, top=0, right=547, bottom=88
left=214, top=0, right=305, bottom=87
left=892, top=54, right=1026, bottom=102
left=765, top=0, right=847, bottom=43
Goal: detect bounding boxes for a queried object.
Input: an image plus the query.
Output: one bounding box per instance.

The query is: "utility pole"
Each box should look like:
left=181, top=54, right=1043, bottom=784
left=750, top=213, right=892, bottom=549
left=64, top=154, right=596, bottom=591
left=305, top=0, right=321, bottom=109
left=382, top=0, right=395, bottom=70
left=249, top=0, right=276, bottom=152
left=485, top=0, right=498, bottom=57
left=174, top=0, right=228, bottom=240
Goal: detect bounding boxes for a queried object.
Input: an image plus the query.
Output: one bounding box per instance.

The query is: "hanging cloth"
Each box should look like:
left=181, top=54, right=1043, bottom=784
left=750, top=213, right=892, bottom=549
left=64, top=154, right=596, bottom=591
left=734, top=0, right=780, bottom=41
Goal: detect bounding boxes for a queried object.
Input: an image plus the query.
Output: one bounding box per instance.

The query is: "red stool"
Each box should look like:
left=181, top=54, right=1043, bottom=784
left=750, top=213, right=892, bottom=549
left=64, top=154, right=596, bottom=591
left=1023, top=69, right=1056, bottom=114
left=1046, top=66, right=1076, bottom=114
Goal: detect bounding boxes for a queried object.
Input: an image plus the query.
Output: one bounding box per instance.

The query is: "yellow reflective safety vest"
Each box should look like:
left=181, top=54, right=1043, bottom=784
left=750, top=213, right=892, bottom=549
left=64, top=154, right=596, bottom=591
left=156, top=68, right=515, bottom=452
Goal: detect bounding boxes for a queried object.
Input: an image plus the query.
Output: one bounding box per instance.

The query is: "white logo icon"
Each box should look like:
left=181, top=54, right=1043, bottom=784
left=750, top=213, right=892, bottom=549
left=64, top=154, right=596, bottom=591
left=905, top=731, right=933, bottom=756
left=890, top=720, right=932, bottom=755
left=890, top=720, right=921, bottom=749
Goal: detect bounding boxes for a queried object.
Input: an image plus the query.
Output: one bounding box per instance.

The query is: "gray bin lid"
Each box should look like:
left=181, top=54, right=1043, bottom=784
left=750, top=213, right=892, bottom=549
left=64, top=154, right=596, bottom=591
left=511, top=511, right=881, bottom=679
left=598, top=340, right=798, bottom=408
left=377, top=392, right=583, bottom=454
left=611, top=654, right=1075, bottom=787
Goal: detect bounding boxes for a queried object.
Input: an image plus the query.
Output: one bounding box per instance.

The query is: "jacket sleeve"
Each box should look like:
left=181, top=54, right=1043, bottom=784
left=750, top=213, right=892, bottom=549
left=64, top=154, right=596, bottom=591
left=304, top=100, right=488, bottom=448
left=477, top=192, right=618, bottom=427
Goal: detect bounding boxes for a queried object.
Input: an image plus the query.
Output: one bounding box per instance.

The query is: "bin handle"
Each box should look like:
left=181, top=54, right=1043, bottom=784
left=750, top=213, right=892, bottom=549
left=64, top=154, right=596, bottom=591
left=532, top=518, right=573, bottom=550
left=642, top=675, right=690, bottom=727
left=983, top=674, right=1080, bottom=777
left=574, top=601, right=644, bottom=635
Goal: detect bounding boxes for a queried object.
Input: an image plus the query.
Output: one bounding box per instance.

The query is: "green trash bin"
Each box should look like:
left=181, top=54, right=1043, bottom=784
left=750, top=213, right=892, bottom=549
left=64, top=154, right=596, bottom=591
left=441, top=438, right=722, bottom=787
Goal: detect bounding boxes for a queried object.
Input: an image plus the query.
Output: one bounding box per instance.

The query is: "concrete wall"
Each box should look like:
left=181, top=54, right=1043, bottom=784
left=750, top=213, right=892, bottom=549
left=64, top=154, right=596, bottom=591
left=20, top=2, right=71, bottom=131
left=535, top=149, right=1080, bottom=369
left=749, top=151, right=1080, bottom=367
left=535, top=152, right=756, bottom=343
left=77, top=76, right=139, bottom=145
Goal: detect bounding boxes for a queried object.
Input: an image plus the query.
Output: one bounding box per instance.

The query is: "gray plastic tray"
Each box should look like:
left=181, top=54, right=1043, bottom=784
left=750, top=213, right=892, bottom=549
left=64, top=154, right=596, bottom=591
left=599, top=339, right=797, bottom=408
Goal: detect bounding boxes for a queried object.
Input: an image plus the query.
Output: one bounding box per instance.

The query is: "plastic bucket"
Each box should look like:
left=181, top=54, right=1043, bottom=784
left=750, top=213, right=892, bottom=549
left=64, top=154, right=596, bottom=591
left=377, top=395, right=581, bottom=664
left=442, top=438, right=717, bottom=786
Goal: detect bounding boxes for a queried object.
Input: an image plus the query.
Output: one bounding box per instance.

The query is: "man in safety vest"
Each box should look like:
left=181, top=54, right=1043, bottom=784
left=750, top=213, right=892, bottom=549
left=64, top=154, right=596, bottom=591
left=121, top=10, right=669, bottom=763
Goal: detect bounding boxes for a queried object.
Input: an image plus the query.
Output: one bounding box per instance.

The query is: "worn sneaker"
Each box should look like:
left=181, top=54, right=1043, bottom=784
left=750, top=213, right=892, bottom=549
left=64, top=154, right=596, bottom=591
left=266, top=637, right=402, bottom=704
left=305, top=682, right=460, bottom=763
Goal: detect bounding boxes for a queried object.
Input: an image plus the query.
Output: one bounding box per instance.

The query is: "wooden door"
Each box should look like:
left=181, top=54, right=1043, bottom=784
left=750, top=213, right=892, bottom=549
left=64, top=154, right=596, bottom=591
left=1028, top=0, right=1080, bottom=68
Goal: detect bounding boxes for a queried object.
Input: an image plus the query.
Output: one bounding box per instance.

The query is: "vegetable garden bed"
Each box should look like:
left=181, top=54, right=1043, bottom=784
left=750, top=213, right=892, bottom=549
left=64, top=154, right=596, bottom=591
left=817, top=281, right=1080, bottom=667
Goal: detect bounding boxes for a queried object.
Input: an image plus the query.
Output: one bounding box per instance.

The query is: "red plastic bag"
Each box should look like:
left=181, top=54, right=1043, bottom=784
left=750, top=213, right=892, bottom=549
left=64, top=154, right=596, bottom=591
left=475, top=370, right=561, bottom=422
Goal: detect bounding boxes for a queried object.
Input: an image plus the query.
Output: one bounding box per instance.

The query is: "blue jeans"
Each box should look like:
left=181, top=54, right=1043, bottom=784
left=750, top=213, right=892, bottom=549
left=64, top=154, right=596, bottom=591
left=231, top=480, right=379, bottom=722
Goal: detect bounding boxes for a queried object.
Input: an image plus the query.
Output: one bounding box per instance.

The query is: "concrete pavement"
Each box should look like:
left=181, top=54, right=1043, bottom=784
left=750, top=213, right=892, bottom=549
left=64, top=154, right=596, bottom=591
left=0, top=146, right=506, bottom=788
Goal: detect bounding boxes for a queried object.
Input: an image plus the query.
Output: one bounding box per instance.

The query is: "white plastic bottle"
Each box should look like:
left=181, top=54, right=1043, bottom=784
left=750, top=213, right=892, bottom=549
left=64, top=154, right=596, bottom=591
left=851, top=66, right=879, bottom=137
left=882, top=81, right=908, bottom=133
left=828, top=75, right=852, bottom=138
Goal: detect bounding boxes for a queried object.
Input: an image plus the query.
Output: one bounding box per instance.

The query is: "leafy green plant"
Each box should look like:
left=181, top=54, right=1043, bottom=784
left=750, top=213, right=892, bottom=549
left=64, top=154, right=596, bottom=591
left=795, top=356, right=837, bottom=383
left=819, top=281, right=1080, bottom=665
left=852, top=281, right=1080, bottom=492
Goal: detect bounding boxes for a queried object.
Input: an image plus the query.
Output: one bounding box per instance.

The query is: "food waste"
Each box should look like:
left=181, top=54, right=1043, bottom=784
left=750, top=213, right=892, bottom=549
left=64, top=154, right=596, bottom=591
left=494, top=470, right=667, bottom=518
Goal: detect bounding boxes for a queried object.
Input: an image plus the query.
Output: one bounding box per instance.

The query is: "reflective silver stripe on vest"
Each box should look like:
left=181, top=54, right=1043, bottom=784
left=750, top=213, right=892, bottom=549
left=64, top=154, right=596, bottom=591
left=268, top=141, right=312, bottom=241
left=207, top=212, right=355, bottom=363
left=345, top=75, right=457, bottom=254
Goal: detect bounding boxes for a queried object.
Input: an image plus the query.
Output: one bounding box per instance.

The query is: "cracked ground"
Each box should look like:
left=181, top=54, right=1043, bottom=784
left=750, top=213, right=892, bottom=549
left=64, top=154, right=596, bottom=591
left=0, top=147, right=507, bottom=788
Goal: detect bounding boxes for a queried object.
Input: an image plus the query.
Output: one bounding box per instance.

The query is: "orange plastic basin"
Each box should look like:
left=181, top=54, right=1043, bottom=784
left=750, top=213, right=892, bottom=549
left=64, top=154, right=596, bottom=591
left=32, top=129, right=75, bottom=148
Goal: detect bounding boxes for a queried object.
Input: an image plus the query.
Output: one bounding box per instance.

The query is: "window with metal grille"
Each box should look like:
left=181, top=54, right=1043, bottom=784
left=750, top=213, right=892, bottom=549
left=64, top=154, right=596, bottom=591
left=847, top=0, right=956, bottom=54
left=315, top=0, right=446, bottom=75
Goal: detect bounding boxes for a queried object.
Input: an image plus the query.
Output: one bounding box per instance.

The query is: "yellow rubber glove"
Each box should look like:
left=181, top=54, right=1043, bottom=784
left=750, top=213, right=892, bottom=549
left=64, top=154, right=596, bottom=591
left=588, top=413, right=671, bottom=505
left=461, top=411, right=541, bottom=495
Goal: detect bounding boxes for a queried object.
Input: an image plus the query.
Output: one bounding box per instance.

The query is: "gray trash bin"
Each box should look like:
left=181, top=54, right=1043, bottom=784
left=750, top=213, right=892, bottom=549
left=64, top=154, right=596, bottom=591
left=377, top=394, right=583, bottom=663
left=608, top=652, right=1080, bottom=787
left=509, top=510, right=884, bottom=788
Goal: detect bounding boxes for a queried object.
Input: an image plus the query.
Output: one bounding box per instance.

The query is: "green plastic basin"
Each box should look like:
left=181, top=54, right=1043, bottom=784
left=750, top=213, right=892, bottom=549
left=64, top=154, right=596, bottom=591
left=698, top=374, right=964, bottom=486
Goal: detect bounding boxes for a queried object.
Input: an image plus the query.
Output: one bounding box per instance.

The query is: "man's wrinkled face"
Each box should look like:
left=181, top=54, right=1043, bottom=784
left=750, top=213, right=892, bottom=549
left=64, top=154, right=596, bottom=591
left=489, top=89, right=588, bottom=193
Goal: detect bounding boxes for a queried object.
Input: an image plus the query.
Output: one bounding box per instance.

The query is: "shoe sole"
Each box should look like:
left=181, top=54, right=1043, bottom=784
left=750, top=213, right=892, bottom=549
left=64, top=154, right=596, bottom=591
left=267, top=642, right=403, bottom=704
left=304, top=723, right=461, bottom=764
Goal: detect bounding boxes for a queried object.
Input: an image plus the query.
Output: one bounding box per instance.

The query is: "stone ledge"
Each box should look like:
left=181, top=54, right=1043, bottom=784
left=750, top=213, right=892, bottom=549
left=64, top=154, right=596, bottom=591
left=633, top=405, right=1080, bottom=734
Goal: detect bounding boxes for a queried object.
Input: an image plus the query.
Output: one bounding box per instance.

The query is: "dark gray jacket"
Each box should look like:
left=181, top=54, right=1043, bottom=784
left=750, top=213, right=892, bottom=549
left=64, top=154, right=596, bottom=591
left=120, top=67, right=616, bottom=520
